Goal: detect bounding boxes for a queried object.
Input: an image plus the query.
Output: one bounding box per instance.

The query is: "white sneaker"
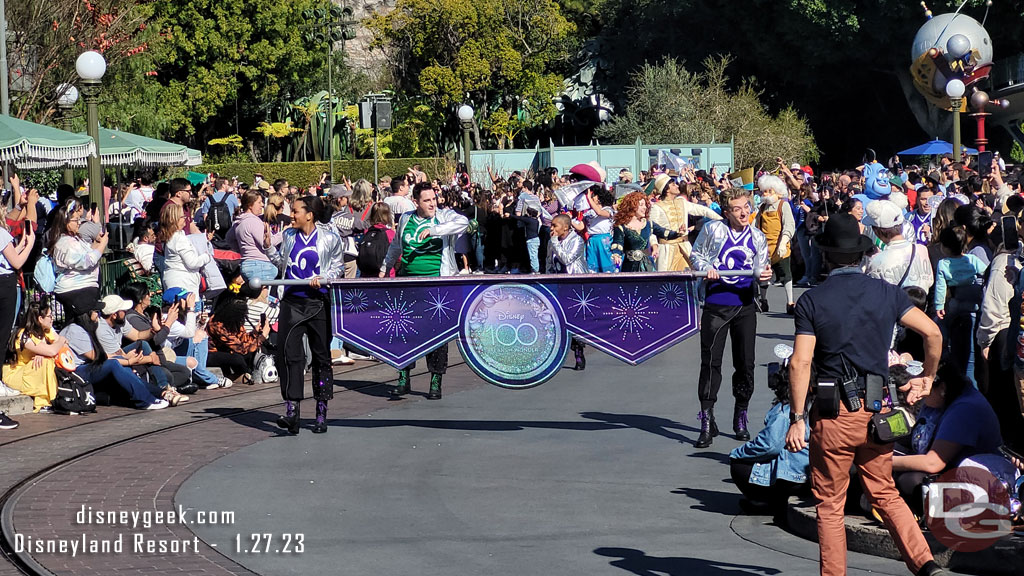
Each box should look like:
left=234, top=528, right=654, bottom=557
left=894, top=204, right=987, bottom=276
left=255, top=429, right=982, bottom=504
left=331, top=350, right=355, bottom=365
left=146, top=399, right=169, bottom=410
left=347, top=352, right=375, bottom=361
left=0, top=382, right=21, bottom=397
left=220, top=377, right=234, bottom=389
left=459, top=268, right=471, bottom=275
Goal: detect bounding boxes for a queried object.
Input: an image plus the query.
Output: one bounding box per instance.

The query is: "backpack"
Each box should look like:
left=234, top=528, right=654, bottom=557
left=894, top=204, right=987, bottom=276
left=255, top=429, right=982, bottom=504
left=33, top=252, right=57, bottom=293
left=205, top=194, right=232, bottom=242
left=357, top=227, right=391, bottom=274
left=52, top=367, right=97, bottom=414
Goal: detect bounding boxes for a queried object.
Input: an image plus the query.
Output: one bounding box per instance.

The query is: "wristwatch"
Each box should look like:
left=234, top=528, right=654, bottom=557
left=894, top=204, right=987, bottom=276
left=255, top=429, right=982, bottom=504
left=789, top=411, right=806, bottom=424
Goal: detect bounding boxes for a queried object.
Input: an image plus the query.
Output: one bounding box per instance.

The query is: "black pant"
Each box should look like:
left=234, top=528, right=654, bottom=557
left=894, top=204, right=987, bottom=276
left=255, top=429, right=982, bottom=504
left=208, top=350, right=252, bottom=381
left=0, top=274, right=19, bottom=368
left=698, top=303, right=756, bottom=411
left=56, top=286, right=100, bottom=321
left=276, top=295, right=333, bottom=402
left=403, top=344, right=448, bottom=374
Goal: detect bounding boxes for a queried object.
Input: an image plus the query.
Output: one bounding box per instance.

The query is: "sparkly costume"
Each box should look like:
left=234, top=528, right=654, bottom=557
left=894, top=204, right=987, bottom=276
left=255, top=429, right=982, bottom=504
left=649, top=197, right=721, bottom=271
left=546, top=231, right=588, bottom=369
left=270, top=223, right=345, bottom=434
left=610, top=221, right=680, bottom=272
left=909, top=211, right=931, bottom=246
left=690, top=220, right=769, bottom=447
left=382, top=208, right=469, bottom=398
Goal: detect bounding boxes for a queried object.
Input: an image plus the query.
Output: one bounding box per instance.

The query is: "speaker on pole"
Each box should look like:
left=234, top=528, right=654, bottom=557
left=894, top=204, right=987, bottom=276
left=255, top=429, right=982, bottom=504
left=374, top=101, right=392, bottom=130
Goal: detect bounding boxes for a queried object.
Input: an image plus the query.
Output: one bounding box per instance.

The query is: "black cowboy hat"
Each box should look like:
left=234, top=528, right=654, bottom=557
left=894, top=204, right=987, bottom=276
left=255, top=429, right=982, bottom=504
left=816, top=213, right=874, bottom=254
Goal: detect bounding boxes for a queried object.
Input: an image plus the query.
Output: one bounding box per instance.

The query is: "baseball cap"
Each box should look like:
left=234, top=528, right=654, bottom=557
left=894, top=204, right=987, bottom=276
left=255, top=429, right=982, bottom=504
left=257, top=180, right=271, bottom=191
left=328, top=184, right=352, bottom=198
left=162, top=287, right=190, bottom=304
left=863, top=199, right=905, bottom=229
left=790, top=163, right=802, bottom=171
left=100, top=295, right=133, bottom=316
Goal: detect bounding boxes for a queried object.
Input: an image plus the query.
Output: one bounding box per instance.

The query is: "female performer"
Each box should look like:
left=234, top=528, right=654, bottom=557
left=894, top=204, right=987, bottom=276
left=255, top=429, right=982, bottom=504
left=649, top=175, right=721, bottom=271
left=270, top=196, right=344, bottom=434
left=610, top=192, right=682, bottom=273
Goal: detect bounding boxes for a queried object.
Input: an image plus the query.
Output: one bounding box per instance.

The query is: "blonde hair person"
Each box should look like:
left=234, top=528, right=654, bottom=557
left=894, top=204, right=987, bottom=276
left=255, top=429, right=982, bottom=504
left=648, top=174, right=722, bottom=271
left=351, top=179, right=373, bottom=214
left=158, top=202, right=211, bottom=294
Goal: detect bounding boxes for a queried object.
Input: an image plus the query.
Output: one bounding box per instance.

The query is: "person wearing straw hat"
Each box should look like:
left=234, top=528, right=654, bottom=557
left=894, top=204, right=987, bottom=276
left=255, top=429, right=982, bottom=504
left=785, top=212, right=945, bottom=576
left=649, top=174, right=721, bottom=271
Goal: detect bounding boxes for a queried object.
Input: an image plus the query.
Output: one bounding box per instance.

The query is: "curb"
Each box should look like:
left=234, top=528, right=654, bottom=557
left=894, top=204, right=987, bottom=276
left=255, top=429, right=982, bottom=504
left=786, top=496, right=1023, bottom=575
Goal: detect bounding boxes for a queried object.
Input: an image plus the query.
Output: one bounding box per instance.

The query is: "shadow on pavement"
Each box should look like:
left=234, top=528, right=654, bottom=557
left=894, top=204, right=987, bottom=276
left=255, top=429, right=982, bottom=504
left=686, top=451, right=732, bottom=465
left=326, top=418, right=624, bottom=432
left=333, top=379, right=391, bottom=398
left=670, top=487, right=743, bottom=516
left=203, top=407, right=295, bottom=436
left=594, top=547, right=781, bottom=576
left=755, top=332, right=795, bottom=341
left=579, top=412, right=697, bottom=443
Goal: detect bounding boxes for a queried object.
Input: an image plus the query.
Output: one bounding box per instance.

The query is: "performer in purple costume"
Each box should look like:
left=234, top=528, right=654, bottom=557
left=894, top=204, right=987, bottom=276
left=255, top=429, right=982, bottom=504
left=269, top=196, right=345, bottom=434
left=690, top=187, right=772, bottom=448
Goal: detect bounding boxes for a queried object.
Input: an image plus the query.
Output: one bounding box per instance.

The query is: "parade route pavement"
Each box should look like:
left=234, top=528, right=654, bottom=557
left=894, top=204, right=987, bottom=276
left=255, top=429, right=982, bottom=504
left=175, top=290, right=968, bottom=576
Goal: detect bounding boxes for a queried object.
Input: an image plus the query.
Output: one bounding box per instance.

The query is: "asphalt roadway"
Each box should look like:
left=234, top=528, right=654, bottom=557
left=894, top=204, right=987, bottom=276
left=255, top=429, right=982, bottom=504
left=179, top=288, right=965, bottom=576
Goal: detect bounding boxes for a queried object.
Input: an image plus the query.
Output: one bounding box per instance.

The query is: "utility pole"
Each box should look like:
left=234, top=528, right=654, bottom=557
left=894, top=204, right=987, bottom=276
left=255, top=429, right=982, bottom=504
left=0, top=0, right=8, bottom=117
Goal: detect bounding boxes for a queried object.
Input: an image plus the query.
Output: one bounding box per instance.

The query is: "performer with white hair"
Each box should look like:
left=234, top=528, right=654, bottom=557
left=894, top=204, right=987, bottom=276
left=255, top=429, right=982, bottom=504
left=755, top=175, right=796, bottom=314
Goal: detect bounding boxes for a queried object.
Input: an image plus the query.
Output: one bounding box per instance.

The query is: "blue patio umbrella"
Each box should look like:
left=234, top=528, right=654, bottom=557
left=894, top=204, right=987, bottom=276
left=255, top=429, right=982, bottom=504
left=898, top=138, right=978, bottom=156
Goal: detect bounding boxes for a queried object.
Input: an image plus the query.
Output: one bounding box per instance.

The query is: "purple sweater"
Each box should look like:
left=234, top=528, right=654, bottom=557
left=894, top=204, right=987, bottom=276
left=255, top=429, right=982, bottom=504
left=227, top=212, right=270, bottom=261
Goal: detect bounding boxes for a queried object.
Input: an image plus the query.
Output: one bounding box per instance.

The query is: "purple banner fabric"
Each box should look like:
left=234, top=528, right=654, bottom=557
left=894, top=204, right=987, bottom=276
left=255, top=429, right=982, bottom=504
left=331, top=273, right=701, bottom=387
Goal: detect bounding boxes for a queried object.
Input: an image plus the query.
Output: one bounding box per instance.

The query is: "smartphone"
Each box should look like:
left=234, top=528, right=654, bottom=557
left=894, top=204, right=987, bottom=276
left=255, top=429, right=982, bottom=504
left=978, top=151, right=994, bottom=179
left=1002, top=216, right=1019, bottom=251
left=260, top=312, right=267, bottom=327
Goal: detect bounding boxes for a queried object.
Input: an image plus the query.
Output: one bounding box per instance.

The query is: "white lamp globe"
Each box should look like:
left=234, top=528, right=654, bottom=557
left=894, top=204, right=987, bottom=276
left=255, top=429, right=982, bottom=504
left=945, top=79, right=966, bottom=99
left=75, top=51, right=107, bottom=82
left=56, top=84, right=79, bottom=107
left=457, top=104, right=474, bottom=123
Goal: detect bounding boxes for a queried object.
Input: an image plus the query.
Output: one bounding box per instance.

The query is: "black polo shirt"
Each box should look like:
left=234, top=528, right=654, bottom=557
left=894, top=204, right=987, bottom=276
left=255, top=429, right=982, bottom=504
left=794, top=268, right=913, bottom=379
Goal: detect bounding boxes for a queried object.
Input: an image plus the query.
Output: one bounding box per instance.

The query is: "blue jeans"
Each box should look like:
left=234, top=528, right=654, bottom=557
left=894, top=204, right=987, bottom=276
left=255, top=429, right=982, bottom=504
left=796, top=228, right=819, bottom=282
left=172, top=337, right=220, bottom=385
left=122, top=341, right=170, bottom=390
left=76, top=360, right=161, bottom=408
left=526, top=237, right=540, bottom=274
left=241, top=259, right=279, bottom=284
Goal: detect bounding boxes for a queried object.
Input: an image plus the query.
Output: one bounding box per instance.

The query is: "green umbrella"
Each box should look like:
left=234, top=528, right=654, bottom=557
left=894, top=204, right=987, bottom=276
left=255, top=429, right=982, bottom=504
left=71, top=127, right=190, bottom=167
left=0, top=114, right=96, bottom=169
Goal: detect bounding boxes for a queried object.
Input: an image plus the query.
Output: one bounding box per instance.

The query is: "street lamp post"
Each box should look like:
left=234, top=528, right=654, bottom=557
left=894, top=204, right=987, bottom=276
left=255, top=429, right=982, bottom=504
left=302, top=2, right=357, bottom=183
left=945, top=79, right=965, bottom=163
left=76, top=51, right=106, bottom=225
left=56, top=83, right=79, bottom=186
left=457, top=104, right=474, bottom=184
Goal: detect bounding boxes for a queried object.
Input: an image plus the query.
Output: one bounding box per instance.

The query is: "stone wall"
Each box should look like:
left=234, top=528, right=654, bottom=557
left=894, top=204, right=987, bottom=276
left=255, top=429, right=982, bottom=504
left=341, top=0, right=397, bottom=79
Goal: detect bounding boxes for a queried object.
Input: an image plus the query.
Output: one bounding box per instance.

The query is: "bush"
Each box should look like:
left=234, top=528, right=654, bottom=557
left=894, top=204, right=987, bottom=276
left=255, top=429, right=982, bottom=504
left=182, top=158, right=454, bottom=188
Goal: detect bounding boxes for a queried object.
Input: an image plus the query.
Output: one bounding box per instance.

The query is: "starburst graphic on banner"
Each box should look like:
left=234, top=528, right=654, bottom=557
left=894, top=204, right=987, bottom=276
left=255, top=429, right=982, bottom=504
left=426, top=289, right=454, bottom=321
left=568, top=287, right=597, bottom=318
left=370, top=291, right=421, bottom=344
left=604, top=286, right=655, bottom=339
left=657, top=283, right=686, bottom=310
left=342, top=289, right=369, bottom=314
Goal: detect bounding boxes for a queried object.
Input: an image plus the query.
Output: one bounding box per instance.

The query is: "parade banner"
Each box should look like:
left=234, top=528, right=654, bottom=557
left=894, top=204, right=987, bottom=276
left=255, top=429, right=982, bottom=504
left=327, top=273, right=704, bottom=389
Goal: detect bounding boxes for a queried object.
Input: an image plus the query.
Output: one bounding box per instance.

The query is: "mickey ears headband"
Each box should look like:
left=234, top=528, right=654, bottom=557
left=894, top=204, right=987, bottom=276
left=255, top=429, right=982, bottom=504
left=64, top=198, right=79, bottom=216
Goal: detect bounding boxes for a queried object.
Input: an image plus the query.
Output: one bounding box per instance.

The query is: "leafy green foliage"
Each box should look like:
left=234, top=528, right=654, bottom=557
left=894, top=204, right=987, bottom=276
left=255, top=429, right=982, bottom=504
left=187, top=158, right=454, bottom=187
left=596, top=57, right=818, bottom=170
left=367, top=0, right=577, bottom=148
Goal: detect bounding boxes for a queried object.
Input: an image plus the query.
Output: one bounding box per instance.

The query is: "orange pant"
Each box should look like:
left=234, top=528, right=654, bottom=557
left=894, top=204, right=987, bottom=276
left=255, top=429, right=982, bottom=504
left=809, top=402, right=933, bottom=576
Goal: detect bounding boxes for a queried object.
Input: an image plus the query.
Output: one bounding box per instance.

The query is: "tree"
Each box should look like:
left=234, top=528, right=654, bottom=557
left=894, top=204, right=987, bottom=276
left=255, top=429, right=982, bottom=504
left=366, top=0, right=577, bottom=149
left=6, top=0, right=154, bottom=122
left=596, top=57, right=818, bottom=170
left=590, top=0, right=1024, bottom=165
